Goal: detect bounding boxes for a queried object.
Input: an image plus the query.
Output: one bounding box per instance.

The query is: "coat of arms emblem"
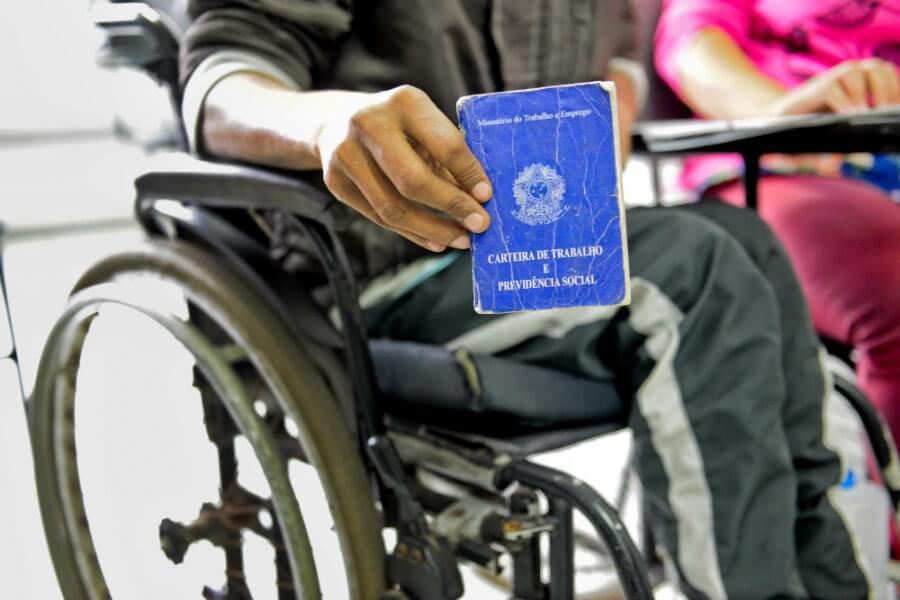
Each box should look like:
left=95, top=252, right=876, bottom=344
left=512, top=163, right=566, bottom=226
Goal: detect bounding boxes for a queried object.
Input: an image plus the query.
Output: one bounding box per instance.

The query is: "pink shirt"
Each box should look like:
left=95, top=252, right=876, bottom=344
left=654, top=0, right=900, bottom=192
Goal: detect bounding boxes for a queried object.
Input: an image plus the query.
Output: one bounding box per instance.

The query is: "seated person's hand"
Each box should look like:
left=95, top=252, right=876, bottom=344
left=316, top=85, right=492, bottom=252
left=771, top=59, right=900, bottom=116
left=202, top=76, right=492, bottom=253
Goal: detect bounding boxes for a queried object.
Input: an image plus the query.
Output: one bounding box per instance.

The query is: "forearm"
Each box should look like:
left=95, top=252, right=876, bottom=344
left=200, top=72, right=368, bottom=170
left=675, top=27, right=787, bottom=119
left=203, top=68, right=639, bottom=170
left=199, top=74, right=493, bottom=251
left=606, top=66, right=638, bottom=162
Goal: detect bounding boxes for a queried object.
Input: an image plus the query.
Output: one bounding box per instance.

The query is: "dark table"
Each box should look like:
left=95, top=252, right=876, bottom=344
left=632, top=109, right=900, bottom=207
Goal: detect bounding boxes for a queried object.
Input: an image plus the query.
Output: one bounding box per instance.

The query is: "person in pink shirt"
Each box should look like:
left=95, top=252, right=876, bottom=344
left=655, top=0, right=900, bottom=446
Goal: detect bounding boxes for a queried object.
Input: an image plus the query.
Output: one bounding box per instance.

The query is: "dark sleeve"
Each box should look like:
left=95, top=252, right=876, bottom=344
left=179, top=0, right=353, bottom=89
left=614, top=0, right=638, bottom=60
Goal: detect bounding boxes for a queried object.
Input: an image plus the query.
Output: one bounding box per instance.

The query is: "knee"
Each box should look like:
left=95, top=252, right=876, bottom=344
left=631, top=206, right=738, bottom=260
left=683, top=201, right=787, bottom=266
left=811, top=231, right=900, bottom=347
left=630, top=208, right=774, bottom=314
left=862, top=236, right=900, bottom=293
left=851, top=241, right=900, bottom=345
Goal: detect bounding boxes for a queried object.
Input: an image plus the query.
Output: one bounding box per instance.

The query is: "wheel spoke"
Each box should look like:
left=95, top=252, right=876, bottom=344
left=33, top=282, right=322, bottom=599
left=30, top=241, right=387, bottom=600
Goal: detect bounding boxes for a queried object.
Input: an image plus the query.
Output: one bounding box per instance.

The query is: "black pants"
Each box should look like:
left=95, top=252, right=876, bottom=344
left=369, top=203, right=870, bottom=599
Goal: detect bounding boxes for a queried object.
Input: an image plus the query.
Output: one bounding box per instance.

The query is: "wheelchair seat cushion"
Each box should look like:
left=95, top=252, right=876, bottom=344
left=369, top=339, right=627, bottom=433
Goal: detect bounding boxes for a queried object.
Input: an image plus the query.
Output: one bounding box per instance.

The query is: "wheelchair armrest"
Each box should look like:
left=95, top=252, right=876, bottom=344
left=135, top=153, right=341, bottom=227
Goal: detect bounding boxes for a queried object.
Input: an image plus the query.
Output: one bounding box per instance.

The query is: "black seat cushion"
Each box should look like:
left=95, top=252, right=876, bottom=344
left=369, top=339, right=628, bottom=435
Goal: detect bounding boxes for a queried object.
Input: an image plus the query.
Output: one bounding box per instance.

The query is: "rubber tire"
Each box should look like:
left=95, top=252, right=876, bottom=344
left=30, top=239, right=387, bottom=600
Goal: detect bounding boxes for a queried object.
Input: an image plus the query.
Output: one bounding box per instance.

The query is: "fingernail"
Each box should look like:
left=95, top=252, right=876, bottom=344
left=464, top=212, right=486, bottom=232
left=426, top=241, right=445, bottom=252
left=472, top=181, right=492, bottom=201
left=450, top=235, right=471, bottom=250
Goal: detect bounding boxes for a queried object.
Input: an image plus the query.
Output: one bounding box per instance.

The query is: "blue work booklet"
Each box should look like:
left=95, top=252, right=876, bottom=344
left=457, top=82, right=630, bottom=313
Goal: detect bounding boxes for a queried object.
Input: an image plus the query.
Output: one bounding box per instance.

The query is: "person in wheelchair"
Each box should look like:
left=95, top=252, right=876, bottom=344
left=177, top=0, right=871, bottom=597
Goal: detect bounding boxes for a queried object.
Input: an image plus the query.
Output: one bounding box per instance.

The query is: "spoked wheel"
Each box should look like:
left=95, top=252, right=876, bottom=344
left=29, top=240, right=386, bottom=599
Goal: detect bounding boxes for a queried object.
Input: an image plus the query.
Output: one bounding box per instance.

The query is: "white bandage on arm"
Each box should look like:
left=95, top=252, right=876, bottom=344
left=608, top=57, right=649, bottom=115
left=181, top=50, right=301, bottom=152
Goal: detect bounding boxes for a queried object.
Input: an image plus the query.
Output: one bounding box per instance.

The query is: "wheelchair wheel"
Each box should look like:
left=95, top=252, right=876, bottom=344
left=29, top=239, right=386, bottom=599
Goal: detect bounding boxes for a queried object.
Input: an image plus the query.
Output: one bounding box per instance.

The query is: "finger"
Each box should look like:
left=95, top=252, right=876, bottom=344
left=860, top=60, right=889, bottom=107
left=837, top=65, right=869, bottom=109
left=864, top=59, right=900, bottom=107
left=370, top=134, right=491, bottom=233
left=323, top=160, right=394, bottom=233
left=337, top=140, right=472, bottom=249
left=324, top=167, right=448, bottom=253
left=885, top=63, right=900, bottom=104
left=410, top=139, right=463, bottom=186
left=825, top=82, right=856, bottom=114
left=394, top=88, right=493, bottom=201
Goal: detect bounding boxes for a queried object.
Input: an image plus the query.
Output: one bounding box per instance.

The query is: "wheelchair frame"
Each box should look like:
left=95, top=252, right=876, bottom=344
left=29, top=143, right=654, bottom=599
left=24, top=5, right=658, bottom=598
left=139, top=160, right=654, bottom=599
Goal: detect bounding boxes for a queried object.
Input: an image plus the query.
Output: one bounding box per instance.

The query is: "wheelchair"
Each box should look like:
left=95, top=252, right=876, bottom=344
left=30, top=4, right=651, bottom=599
left=26, top=2, right=900, bottom=599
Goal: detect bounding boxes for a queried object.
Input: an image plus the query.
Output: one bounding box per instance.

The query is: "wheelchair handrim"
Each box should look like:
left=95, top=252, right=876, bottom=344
left=30, top=240, right=387, bottom=600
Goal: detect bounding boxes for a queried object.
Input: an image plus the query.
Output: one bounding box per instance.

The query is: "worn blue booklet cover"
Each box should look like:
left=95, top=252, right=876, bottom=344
left=457, top=82, right=630, bottom=313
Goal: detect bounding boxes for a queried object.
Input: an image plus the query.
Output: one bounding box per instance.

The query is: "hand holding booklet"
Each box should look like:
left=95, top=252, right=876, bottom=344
left=457, top=82, right=630, bottom=313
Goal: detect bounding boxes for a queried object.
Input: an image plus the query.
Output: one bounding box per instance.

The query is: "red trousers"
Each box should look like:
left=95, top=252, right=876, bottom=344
left=711, top=175, right=900, bottom=440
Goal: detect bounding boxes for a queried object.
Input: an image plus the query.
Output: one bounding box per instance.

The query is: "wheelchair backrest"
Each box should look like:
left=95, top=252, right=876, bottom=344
left=90, top=1, right=184, bottom=100
left=90, top=1, right=190, bottom=148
